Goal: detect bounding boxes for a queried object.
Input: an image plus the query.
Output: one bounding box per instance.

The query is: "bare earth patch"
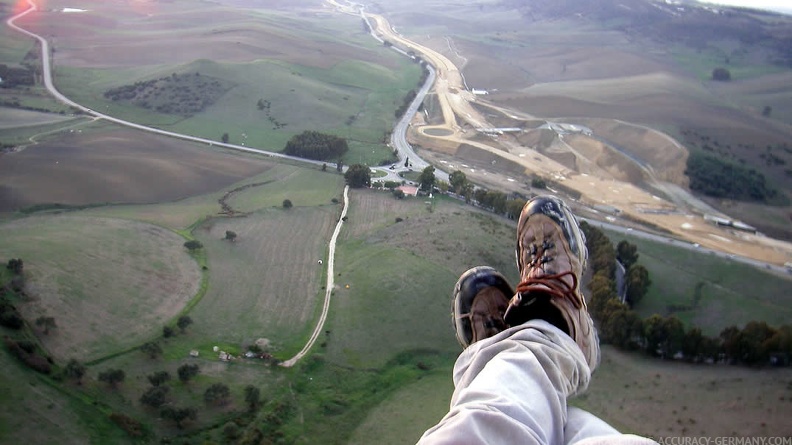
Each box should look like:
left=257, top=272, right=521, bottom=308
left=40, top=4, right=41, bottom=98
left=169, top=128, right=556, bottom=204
left=0, top=126, right=272, bottom=211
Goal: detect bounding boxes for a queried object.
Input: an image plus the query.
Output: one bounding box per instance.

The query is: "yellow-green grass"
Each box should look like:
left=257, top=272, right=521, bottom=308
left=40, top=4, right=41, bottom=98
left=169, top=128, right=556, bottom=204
left=0, top=349, right=134, bottom=444
left=605, top=230, right=792, bottom=335
left=0, top=215, right=201, bottom=362
left=0, top=116, right=87, bottom=145
left=348, top=371, right=454, bottom=445
left=187, top=206, right=340, bottom=356
left=74, top=351, right=286, bottom=437
left=56, top=56, right=421, bottom=153
left=327, top=241, right=460, bottom=368
left=0, top=8, right=34, bottom=64
left=79, top=195, right=224, bottom=232
left=670, top=44, right=788, bottom=81
left=576, top=346, right=792, bottom=438
left=326, top=191, right=522, bottom=369
left=78, top=163, right=339, bottom=230
left=225, top=166, right=345, bottom=213
left=347, top=334, right=792, bottom=443
left=0, top=107, right=79, bottom=130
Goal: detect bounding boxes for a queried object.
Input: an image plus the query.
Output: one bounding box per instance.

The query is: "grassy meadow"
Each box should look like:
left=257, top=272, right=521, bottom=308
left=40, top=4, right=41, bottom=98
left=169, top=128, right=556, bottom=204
left=1, top=156, right=791, bottom=442
left=605, top=230, right=792, bottom=336
left=3, top=0, right=792, bottom=442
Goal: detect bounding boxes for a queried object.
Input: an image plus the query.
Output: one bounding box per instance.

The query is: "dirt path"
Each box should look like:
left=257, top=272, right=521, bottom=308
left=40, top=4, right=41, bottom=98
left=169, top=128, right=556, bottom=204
left=280, top=185, right=350, bottom=367
left=358, top=4, right=792, bottom=265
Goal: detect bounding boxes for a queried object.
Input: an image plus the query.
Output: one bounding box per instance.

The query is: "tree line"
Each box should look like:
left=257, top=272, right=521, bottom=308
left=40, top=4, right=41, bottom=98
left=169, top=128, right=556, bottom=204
left=581, top=223, right=792, bottom=366
left=284, top=131, right=348, bottom=161
left=686, top=151, right=781, bottom=203
left=0, top=64, right=34, bottom=88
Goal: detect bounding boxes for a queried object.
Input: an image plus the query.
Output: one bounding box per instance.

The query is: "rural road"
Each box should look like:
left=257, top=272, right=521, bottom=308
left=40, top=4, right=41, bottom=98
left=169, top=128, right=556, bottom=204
left=6, top=0, right=335, bottom=170
left=10, top=0, right=790, bottom=368
left=281, top=185, right=350, bottom=367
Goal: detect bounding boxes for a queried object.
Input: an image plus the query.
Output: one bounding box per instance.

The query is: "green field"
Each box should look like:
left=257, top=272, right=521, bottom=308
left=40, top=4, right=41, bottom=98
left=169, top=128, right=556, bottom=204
left=605, top=230, right=792, bottom=335
left=3, top=0, right=792, bottom=441
left=0, top=216, right=202, bottom=362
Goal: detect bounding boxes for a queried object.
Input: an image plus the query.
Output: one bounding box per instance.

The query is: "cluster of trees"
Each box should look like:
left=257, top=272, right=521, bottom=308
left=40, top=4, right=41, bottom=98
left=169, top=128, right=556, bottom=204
left=0, top=64, right=34, bottom=88
left=712, top=67, right=732, bottom=81
left=447, top=170, right=550, bottom=219
left=344, top=164, right=371, bottom=188
left=686, top=152, right=779, bottom=202
left=103, top=72, right=232, bottom=116
left=163, top=315, right=192, bottom=339
left=1, top=259, right=26, bottom=330
left=616, top=240, right=651, bottom=305
left=256, top=98, right=286, bottom=130
left=3, top=337, right=52, bottom=374
left=581, top=222, right=792, bottom=365
left=284, top=131, right=348, bottom=161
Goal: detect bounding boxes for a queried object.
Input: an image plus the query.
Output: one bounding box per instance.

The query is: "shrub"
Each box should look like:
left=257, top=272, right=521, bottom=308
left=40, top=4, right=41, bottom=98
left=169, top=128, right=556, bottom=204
left=109, top=413, right=144, bottom=438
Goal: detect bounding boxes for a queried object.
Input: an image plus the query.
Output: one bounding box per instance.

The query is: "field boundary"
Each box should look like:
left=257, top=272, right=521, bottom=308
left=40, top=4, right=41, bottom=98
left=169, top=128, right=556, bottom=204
left=281, top=185, right=349, bottom=367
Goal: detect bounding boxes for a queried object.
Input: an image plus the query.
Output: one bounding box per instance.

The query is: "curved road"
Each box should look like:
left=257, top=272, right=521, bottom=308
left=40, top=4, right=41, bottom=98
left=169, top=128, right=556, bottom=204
left=10, top=0, right=789, bottom=368
left=281, top=186, right=350, bottom=367
left=7, top=0, right=330, bottom=169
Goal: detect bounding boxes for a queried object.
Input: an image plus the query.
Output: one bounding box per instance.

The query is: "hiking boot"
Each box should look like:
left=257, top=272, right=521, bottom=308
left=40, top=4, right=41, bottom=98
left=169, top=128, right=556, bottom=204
left=505, top=196, right=600, bottom=370
left=453, top=266, right=514, bottom=349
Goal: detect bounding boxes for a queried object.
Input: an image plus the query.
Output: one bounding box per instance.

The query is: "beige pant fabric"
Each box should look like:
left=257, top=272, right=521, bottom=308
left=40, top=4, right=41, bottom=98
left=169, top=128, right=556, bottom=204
left=418, top=320, right=658, bottom=445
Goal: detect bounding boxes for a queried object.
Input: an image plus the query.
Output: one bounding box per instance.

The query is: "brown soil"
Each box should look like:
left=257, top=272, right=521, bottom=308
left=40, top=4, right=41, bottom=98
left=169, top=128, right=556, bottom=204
left=0, top=127, right=272, bottom=211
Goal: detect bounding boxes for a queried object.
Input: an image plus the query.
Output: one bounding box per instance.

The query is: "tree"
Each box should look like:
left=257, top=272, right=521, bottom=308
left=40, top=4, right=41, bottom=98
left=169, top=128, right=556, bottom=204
left=392, top=188, right=405, bottom=199
left=63, top=359, right=86, bottom=384
left=625, top=265, right=651, bottom=306
left=224, top=230, right=237, bottom=242
left=177, top=363, right=200, bottom=383
left=643, top=314, right=667, bottom=356
left=737, top=321, right=775, bottom=365
left=616, top=241, right=639, bottom=269
left=244, top=385, right=261, bottom=411
left=204, top=383, right=231, bottom=406
left=98, top=369, right=126, bottom=388
left=160, top=406, right=197, bottom=429
left=461, top=182, right=474, bottom=203
left=6, top=258, right=23, bottom=274
left=449, top=170, right=467, bottom=194
left=147, top=370, right=171, bottom=387
left=140, top=341, right=163, bottom=359
left=344, top=163, right=372, bottom=188
left=712, top=67, right=731, bottom=81
left=282, top=199, right=293, bottom=209
left=177, top=315, right=193, bottom=333
left=221, top=132, right=229, bottom=143
left=163, top=326, right=175, bottom=338
left=418, top=165, right=436, bottom=192
left=183, top=240, right=203, bottom=251
left=531, top=177, right=547, bottom=189
left=35, top=316, right=56, bottom=335
left=140, top=386, right=169, bottom=408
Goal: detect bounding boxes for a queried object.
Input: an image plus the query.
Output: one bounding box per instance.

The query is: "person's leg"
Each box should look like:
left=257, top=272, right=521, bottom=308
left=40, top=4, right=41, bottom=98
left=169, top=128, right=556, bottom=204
left=565, top=407, right=621, bottom=442
left=418, top=320, right=591, bottom=445
left=419, top=196, right=656, bottom=444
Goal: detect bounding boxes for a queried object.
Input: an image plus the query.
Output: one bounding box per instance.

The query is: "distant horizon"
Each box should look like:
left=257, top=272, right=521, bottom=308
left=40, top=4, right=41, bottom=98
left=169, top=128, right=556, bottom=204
left=697, top=0, right=792, bottom=14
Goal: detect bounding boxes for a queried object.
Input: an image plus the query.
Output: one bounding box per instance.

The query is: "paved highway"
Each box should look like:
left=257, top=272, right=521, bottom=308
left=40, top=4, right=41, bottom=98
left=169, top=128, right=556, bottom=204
left=10, top=0, right=788, bottom=275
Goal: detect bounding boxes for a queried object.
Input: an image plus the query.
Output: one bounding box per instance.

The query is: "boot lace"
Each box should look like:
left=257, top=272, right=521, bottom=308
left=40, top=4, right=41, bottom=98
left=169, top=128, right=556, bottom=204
left=504, top=270, right=583, bottom=322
